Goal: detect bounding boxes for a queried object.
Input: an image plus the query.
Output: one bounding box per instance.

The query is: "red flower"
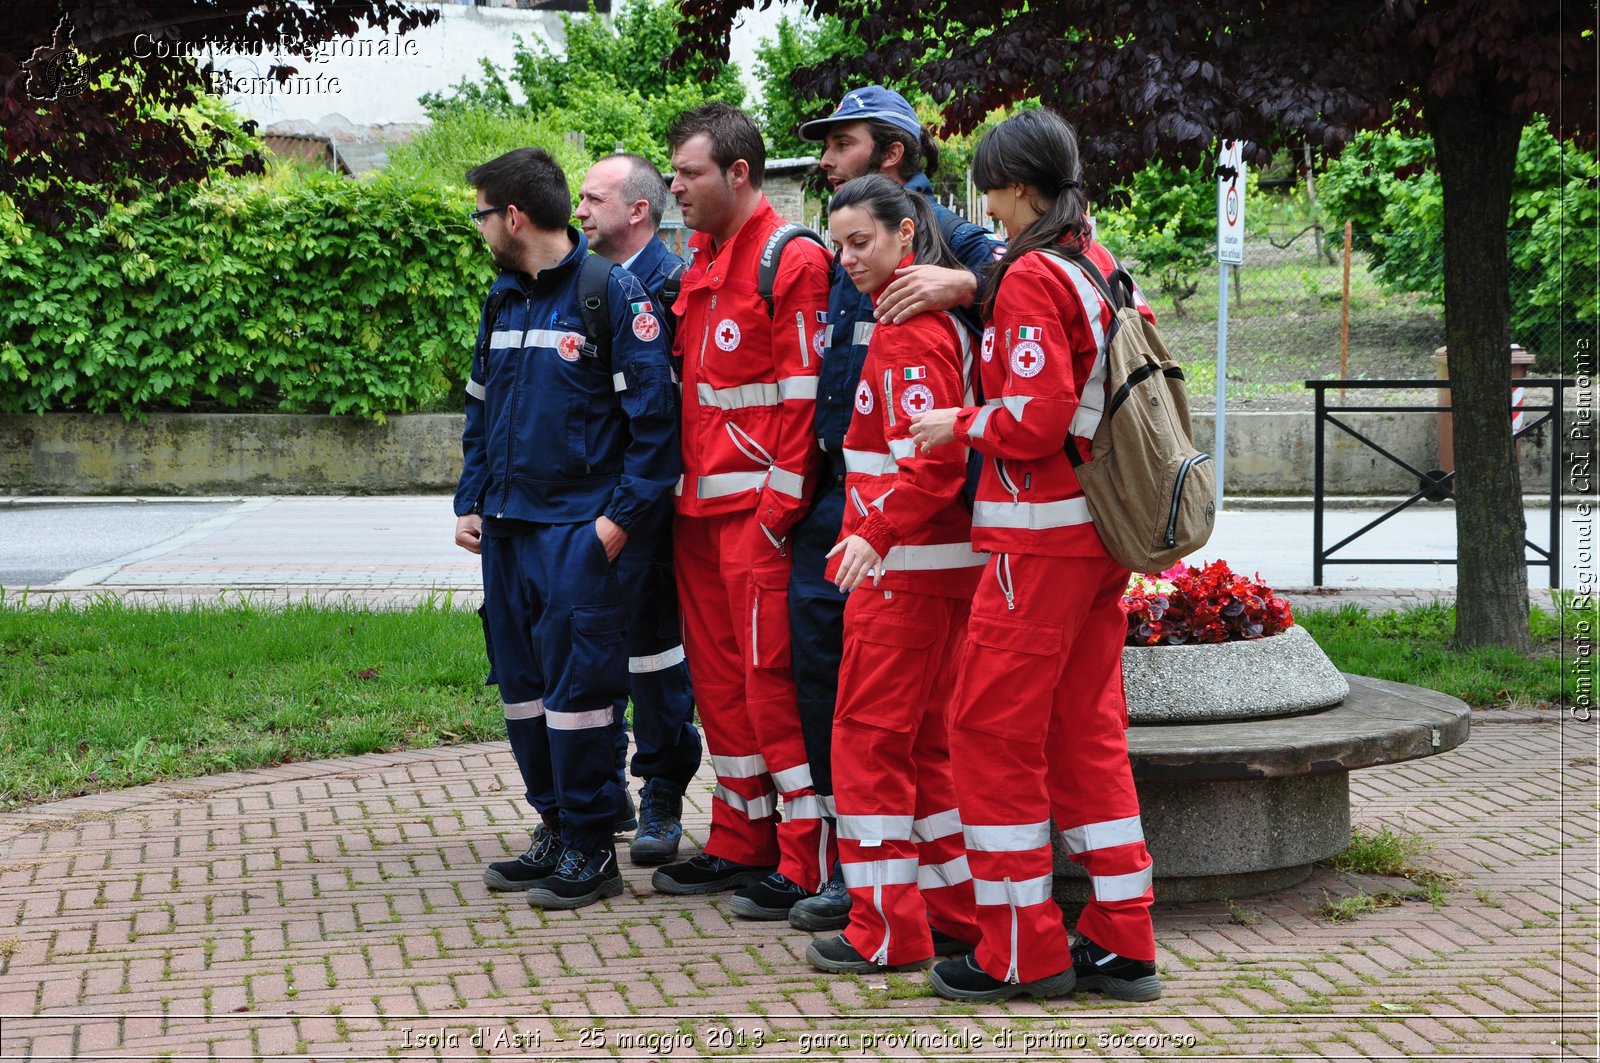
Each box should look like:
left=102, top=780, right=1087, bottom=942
left=1122, top=559, right=1295, bottom=646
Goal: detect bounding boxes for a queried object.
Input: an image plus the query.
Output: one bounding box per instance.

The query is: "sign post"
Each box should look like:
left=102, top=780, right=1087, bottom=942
left=1215, top=139, right=1245, bottom=510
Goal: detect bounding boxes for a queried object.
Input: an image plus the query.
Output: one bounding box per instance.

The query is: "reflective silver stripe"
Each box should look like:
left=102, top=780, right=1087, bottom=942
left=852, top=321, right=876, bottom=346
left=612, top=371, right=628, bottom=393
left=838, top=813, right=914, bottom=840
left=964, top=820, right=1052, bottom=853
left=503, top=698, right=545, bottom=720
left=841, top=857, right=918, bottom=888
left=522, top=328, right=577, bottom=350
left=968, top=405, right=996, bottom=440
left=1039, top=254, right=1109, bottom=438
left=725, top=422, right=774, bottom=466
left=465, top=378, right=486, bottom=401
left=673, top=475, right=685, bottom=497
left=1093, top=865, right=1154, bottom=903
left=546, top=706, right=613, bottom=731
left=972, top=496, right=1093, bottom=531
left=1061, top=815, right=1145, bottom=855
left=879, top=542, right=988, bottom=572
left=712, top=753, right=769, bottom=779
left=697, top=472, right=766, bottom=499
left=972, top=872, right=1052, bottom=906
left=698, top=381, right=779, bottom=410
left=771, top=763, right=814, bottom=793
left=778, top=375, right=819, bottom=401
left=819, top=794, right=837, bottom=817
left=786, top=794, right=826, bottom=820
left=714, top=784, right=777, bottom=820
left=628, top=645, right=686, bottom=673
left=887, top=437, right=917, bottom=461
left=1000, top=395, right=1033, bottom=419
left=766, top=466, right=805, bottom=499
left=822, top=324, right=835, bottom=347
left=918, top=854, right=972, bottom=890
left=911, top=808, right=963, bottom=844
left=844, top=448, right=896, bottom=476
left=488, top=329, right=523, bottom=349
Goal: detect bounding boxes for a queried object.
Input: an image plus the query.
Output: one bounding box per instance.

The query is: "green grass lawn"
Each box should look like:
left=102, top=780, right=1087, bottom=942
left=0, top=597, right=1587, bottom=809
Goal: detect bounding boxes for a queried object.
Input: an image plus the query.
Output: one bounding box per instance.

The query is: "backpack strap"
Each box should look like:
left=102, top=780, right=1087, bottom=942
left=658, top=259, right=685, bottom=310
left=577, top=253, right=613, bottom=366
left=757, top=223, right=830, bottom=317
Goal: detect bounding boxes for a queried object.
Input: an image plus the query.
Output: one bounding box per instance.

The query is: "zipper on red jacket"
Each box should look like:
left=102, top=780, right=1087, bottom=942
left=996, top=458, right=1020, bottom=503
left=996, top=552, right=1016, bottom=611
left=697, top=293, right=718, bottom=369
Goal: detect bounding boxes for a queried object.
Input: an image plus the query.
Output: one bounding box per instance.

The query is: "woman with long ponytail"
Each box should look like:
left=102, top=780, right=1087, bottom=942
left=908, top=108, right=1163, bottom=1003
left=802, top=173, right=986, bottom=977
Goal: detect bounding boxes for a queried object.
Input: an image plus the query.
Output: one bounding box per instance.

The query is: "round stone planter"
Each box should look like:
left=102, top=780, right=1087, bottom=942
left=1122, top=624, right=1350, bottom=723
left=1052, top=626, right=1471, bottom=903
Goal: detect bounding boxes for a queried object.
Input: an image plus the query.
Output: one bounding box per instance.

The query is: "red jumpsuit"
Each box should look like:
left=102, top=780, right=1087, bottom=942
left=672, top=196, right=834, bottom=888
left=948, top=238, right=1158, bottom=983
left=826, top=293, right=987, bottom=966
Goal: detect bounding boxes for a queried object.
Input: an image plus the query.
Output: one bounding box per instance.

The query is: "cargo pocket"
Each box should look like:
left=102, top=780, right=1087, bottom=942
left=836, top=617, right=925, bottom=733
left=566, top=603, right=628, bottom=706
left=951, top=611, right=1064, bottom=743
left=749, top=570, right=793, bottom=671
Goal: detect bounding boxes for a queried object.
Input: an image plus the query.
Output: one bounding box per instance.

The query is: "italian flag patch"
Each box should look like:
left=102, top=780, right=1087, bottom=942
left=1017, top=326, right=1043, bottom=340
left=903, top=366, right=927, bottom=380
left=630, top=300, right=653, bottom=315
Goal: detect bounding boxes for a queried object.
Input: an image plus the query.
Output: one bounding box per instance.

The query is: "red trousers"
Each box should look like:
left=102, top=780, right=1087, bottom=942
left=950, top=552, right=1155, bottom=983
left=675, top=511, right=830, bottom=888
left=832, top=588, right=980, bottom=965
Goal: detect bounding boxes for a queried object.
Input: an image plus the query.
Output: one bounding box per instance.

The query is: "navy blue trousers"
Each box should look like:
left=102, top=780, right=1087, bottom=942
left=787, top=474, right=847, bottom=801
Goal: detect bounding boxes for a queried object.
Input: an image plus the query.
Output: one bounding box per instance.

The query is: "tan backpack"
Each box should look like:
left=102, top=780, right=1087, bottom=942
left=1040, top=249, right=1215, bottom=573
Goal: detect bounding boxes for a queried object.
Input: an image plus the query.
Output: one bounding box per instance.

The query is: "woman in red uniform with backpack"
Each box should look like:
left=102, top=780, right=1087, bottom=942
left=804, top=173, right=986, bottom=975
left=908, top=108, right=1162, bottom=1003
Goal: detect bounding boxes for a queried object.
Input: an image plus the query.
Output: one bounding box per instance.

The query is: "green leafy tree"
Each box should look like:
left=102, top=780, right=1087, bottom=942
left=1095, top=162, right=1232, bottom=315
left=386, top=109, right=593, bottom=206
left=754, top=15, right=865, bottom=158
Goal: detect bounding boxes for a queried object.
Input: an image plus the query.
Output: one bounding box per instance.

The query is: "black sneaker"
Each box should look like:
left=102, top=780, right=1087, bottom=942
left=930, top=929, right=976, bottom=956
left=483, top=824, right=561, bottom=892
left=788, top=875, right=850, bottom=931
left=728, top=871, right=811, bottom=920
left=928, top=952, right=1076, bottom=1002
left=613, top=788, right=638, bottom=834
left=1072, top=935, right=1162, bottom=1001
left=651, top=853, right=774, bottom=896
left=525, top=846, right=624, bottom=911
left=807, top=934, right=932, bottom=974
left=630, top=780, right=684, bottom=866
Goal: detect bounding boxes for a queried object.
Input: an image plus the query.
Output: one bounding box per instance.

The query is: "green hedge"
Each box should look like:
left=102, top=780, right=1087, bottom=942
left=0, top=170, right=495, bottom=419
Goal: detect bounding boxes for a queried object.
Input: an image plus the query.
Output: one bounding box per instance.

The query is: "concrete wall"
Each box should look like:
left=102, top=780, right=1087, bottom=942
left=0, top=410, right=1584, bottom=496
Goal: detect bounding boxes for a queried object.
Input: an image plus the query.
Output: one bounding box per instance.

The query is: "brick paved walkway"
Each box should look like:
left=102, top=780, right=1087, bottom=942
left=0, top=708, right=1594, bottom=1061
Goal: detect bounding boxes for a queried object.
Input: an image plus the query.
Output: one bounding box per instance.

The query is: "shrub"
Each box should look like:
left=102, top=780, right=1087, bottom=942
left=1123, top=560, right=1295, bottom=645
left=0, top=170, right=495, bottom=419
left=385, top=109, right=592, bottom=203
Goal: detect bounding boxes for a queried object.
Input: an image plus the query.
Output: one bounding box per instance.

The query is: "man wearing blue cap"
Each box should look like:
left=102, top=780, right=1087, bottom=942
left=784, top=85, right=1003, bottom=934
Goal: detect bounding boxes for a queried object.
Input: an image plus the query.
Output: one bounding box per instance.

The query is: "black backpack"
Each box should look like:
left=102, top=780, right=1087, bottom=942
left=476, top=255, right=618, bottom=376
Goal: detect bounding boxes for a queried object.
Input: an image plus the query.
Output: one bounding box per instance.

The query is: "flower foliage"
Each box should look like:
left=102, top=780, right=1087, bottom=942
left=1122, top=560, right=1294, bottom=646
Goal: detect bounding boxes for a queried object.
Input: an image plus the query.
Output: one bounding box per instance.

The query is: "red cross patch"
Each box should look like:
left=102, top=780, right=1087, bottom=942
left=981, top=327, right=996, bottom=363
left=1009, top=340, right=1044, bottom=378
left=714, top=319, right=741, bottom=351
left=556, top=332, right=585, bottom=362
left=632, top=314, right=660, bottom=342
left=854, top=379, right=875, bottom=415
left=900, top=383, right=935, bottom=417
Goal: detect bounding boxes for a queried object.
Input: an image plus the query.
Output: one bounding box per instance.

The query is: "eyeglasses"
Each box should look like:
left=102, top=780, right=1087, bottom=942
left=469, top=205, right=508, bottom=227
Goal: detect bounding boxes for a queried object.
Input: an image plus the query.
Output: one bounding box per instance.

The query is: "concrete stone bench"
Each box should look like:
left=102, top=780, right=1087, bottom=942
left=1054, top=674, right=1472, bottom=903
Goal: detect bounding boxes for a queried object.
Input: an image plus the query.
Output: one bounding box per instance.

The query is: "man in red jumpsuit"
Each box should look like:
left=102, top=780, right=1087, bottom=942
left=650, top=103, right=836, bottom=920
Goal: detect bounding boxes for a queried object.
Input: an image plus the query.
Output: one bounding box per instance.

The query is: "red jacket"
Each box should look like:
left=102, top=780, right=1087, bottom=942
left=954, top=238, right=1156, bottom=557
left=672, top=196, right=832, bottom=539
left=827, top=285, right=987, bottom=599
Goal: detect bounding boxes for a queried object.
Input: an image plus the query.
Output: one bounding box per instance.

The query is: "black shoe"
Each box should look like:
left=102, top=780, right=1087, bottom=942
left=613, top=788, right=638, bottom=834
left=728, top=871, right=811, bottom=920
left=930, top=929, right=976, bottom=956
left=1072, top=935, right=1162, bottom=1001
left=630, top=780, right=684, bottom=866
left=929, top=952, right=1076, bottom=1002
left=807, top=934, right=932, bottom=974
left=788, top=876, right=850, bottom=931
left=483, top=824, right=561, bottom=892
left=651, top=853, right=774, bottom=896
left=525, top=846, right=624, bottom=911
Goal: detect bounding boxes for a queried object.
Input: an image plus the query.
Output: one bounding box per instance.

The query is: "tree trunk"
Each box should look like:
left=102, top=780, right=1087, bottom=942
left=1426, top=89, right=1532, bottom=651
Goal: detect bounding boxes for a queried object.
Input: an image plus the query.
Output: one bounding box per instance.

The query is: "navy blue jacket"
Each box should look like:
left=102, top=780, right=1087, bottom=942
left=454, top=229, right=680, bottom=533
left=624, top=236, right=686, bottom=349
left=813, top=173, right=1003, bottom=458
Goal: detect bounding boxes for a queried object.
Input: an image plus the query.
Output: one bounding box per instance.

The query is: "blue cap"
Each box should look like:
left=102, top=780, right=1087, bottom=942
left=798, top=85, right=922, bottom=142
